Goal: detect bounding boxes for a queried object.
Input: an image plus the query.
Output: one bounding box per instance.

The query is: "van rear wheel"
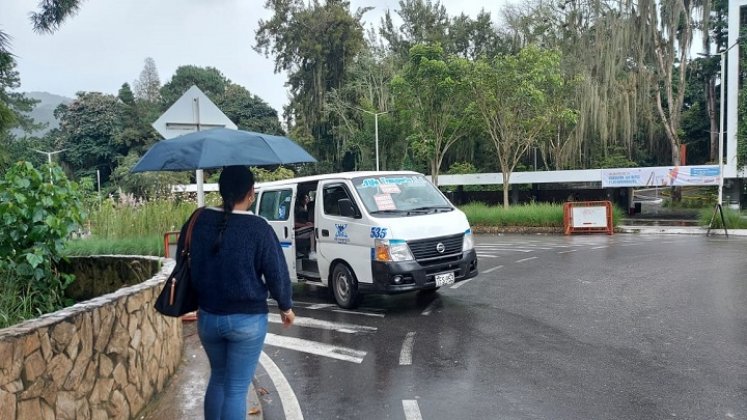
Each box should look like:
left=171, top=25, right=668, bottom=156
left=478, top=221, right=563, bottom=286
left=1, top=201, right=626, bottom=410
left=331, top=263, right=360, bottom=309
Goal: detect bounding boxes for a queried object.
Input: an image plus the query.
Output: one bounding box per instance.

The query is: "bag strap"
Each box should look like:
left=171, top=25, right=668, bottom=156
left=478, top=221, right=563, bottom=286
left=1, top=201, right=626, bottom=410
left=183, top=207, right=205, bottom=253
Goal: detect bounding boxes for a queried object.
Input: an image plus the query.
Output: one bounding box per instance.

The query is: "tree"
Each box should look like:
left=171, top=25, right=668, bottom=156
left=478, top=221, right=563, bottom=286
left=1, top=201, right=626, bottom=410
left=159, top=65, right=230, bottom=107
left=641, top=0, right=697, bottom=168
left=255, top=0, right=368, bottom=167
left=134, top=57, right=161, bottom=102
left=380, top=0, right=451, bottom=59
left=469, top=46, right=576, bottom=208
left=115, top=83, right=160, bottom=155
left=218, top=84, right=284, bottom=135
left=324, top=34, right=402, bottom=170
left=392, top=44, right=471, bottom=185
left=54, top=92, right=126, bottom=182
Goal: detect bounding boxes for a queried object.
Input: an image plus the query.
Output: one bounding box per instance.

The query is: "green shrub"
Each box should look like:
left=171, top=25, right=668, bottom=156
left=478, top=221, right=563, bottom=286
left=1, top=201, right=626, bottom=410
left=698, top=207, right=747, bottom=228
left=460, top=202, right=624, bottom=227
left=0, top=162, right=86, bottom=320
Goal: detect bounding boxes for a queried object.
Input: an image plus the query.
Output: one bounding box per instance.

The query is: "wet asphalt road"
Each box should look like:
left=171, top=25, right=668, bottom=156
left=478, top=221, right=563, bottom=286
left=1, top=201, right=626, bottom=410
left=256, top=234, right=747, bottom=420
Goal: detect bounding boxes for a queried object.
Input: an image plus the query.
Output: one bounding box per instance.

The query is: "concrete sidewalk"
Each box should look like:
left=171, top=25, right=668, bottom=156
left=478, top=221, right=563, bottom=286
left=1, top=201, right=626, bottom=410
left=138, top=320, right=263, bottom=420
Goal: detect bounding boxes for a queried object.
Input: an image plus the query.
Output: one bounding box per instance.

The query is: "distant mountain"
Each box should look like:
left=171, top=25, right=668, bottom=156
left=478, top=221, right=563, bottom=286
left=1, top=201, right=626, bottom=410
left=14, top=91, right=73, bottom=137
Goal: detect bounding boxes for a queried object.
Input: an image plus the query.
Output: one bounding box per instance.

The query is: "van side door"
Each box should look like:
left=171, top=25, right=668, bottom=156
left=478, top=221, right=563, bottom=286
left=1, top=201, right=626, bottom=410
left=256, top=185, right=297, bottom=280
left=316, top=181, right=371, bottom=286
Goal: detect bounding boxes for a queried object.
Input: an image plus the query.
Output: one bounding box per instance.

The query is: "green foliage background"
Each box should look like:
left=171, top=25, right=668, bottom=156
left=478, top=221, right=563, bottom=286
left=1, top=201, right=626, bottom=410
left=0, top=162, right=86, bottom=327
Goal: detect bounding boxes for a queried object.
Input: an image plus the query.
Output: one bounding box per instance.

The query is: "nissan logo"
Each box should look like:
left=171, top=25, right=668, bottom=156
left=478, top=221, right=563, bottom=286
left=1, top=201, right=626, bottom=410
left=436, top=242, right=446, bottom=253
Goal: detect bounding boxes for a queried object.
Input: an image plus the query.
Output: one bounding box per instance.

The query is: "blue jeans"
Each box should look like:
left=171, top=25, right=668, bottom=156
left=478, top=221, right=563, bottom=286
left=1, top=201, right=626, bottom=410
left=198, top=311, right=268, bottom=420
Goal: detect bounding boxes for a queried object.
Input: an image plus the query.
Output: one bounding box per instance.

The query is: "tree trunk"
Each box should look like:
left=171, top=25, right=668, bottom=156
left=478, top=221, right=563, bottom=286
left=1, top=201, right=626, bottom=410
left=706, top=79, right=718, bottom=161
left=502, top=171, right=510, bottom=209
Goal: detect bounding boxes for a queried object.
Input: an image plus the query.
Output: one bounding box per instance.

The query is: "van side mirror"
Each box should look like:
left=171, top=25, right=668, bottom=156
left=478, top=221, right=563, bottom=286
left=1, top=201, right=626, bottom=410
left=338, top=198, right=358, bottom=218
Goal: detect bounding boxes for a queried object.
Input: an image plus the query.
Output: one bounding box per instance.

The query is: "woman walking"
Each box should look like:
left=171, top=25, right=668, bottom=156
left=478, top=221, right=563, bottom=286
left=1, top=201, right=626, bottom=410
left=179, top=165, right=295, bottom=420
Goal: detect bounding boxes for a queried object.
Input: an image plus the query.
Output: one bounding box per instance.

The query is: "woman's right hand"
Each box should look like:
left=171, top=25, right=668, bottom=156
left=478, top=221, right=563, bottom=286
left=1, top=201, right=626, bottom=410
left=280, top=309, right=295, bottom=327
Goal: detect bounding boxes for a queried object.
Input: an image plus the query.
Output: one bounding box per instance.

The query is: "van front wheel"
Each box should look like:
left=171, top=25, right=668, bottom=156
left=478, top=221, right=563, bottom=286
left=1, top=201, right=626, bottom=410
left=331, top=263, right=359, bottom=309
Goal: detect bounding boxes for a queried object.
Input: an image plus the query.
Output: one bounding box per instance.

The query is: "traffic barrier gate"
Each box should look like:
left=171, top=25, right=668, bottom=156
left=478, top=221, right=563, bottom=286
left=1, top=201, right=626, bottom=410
left=563, top=201, right=614, bottom=235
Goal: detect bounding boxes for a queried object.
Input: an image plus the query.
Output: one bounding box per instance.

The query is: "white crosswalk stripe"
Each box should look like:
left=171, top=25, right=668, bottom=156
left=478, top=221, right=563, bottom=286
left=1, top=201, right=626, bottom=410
left=265, top=333, right=366, bottom=363
left=268, top=313, right=377, bottom=333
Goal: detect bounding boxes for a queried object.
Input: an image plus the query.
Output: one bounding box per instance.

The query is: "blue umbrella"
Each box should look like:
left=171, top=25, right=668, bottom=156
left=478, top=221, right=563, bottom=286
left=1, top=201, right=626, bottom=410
left=131, top=128, right=316, bottom=172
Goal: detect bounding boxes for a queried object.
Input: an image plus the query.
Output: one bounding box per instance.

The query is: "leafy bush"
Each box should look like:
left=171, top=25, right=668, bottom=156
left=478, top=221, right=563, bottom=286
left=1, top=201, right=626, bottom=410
left=0, top=162, right=86, bottom=320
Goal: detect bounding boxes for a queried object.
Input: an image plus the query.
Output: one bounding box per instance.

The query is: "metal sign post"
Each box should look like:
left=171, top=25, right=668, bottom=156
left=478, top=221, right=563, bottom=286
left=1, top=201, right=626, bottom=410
left=152, top=85, right=237, bottom=206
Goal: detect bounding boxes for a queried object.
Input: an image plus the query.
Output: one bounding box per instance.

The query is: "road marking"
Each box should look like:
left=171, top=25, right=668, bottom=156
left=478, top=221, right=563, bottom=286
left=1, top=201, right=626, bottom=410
left=476, top=253, right=499, bottom=258
left=268, top=314, right=377, bottom=334
left=399, top=332, right=416, bottom=365
left=482, top=265, right=503, bottom=274
left=477, top=248, right=533, bottom=253
left=450, top=278, right=473, bottom=289
left=307, top=303, right=337, bottom=310
left=402, top=400, right=423, bottom=420
left=259, top=352, right=304, bottom=420
left=557, top=250, right=577, bottom=254
left=332, top=309, right=386, bottom=318
left=591, top=246, right=608, bottom=249
left=421, top=299, right=440, bottom=316
left=264, top=333, right=366, bottom=363
left=515, top=257, right=538, bottom=263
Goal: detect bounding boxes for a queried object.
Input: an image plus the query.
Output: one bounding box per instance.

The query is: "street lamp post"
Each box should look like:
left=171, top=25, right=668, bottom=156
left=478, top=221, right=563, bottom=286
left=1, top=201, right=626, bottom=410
left=33, top=149, right=66, bottom=184
left=357, top=108, right=388, bottom=171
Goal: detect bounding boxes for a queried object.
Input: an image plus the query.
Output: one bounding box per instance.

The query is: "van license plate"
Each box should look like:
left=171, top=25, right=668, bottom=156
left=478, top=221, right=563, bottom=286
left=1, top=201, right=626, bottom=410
left=435, top=272, right=455, bottom=287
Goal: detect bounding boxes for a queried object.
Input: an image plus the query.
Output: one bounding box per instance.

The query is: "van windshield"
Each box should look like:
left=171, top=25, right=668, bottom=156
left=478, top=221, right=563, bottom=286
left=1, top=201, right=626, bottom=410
left=352, top=175, right=453, bottom=216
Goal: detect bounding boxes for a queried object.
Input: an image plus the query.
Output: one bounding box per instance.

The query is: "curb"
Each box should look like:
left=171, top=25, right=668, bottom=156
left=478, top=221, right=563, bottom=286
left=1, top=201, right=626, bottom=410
left=471, top=225, right=747, bottom=236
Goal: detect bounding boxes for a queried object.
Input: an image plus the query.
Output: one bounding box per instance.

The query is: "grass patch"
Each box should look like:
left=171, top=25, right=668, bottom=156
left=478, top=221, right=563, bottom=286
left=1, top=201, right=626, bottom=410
left=64, top=235, right=164, bottom=257
left=87, top=199, right=195, bottom=239
left=698, top=207, right=747, bottom=229
left=460, top=202, right=624, bottom=227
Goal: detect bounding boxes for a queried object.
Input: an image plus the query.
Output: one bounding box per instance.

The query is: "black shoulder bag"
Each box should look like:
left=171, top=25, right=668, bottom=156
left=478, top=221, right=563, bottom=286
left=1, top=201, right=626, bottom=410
left=154, top=208, right=204, bottom=317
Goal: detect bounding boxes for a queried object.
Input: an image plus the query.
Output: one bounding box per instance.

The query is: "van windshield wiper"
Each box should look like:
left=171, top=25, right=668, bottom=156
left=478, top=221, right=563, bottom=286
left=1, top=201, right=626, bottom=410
left=369, top=209, right=408, bottom=215
left=406, top=206, right=454, bottom=213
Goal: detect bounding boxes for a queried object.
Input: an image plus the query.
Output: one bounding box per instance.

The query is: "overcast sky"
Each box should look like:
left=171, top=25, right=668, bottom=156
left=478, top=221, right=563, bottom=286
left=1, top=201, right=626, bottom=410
left=2, top=0, right=511, bottom=113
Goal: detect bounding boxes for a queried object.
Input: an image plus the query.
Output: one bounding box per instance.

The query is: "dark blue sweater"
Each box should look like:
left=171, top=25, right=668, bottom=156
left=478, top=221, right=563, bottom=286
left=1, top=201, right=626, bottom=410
left=178, top=207, right=293, bottom=314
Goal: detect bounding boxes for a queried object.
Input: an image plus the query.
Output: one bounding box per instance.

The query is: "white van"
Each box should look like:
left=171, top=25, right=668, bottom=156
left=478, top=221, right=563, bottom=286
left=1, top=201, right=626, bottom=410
left=251, top=171, right=478, bottom=308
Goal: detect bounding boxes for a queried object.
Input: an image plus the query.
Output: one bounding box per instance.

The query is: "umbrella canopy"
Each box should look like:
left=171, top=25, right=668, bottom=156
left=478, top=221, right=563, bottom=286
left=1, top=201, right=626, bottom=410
left=131, top=128, right=316, bottom=173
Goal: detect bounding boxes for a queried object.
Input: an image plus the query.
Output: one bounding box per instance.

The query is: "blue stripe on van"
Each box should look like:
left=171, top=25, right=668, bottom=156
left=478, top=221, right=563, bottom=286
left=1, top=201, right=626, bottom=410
left=280, top=241, right=292, bottom=248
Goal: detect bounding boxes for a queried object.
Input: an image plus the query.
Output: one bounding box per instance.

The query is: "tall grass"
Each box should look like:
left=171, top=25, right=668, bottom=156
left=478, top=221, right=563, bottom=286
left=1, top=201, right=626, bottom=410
left=460, top=202, right=624, bottom=227
left=69, top=198, right=197, bottom=257
left=88, top=199, right=196, bottom=239
left=65, top=235, right=164, bottom=256
left=0, top=270, right=66, bottom=329
left=698, top=207, right=747, bottom=228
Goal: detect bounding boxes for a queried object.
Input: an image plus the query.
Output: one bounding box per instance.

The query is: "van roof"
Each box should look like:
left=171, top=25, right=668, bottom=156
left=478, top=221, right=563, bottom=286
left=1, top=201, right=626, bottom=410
left=256, top=170, right=423, bottom=189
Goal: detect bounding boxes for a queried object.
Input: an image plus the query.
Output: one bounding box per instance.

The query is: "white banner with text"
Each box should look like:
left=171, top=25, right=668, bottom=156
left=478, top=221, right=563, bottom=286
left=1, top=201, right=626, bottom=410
left=601, top=166, right=720, bottom=188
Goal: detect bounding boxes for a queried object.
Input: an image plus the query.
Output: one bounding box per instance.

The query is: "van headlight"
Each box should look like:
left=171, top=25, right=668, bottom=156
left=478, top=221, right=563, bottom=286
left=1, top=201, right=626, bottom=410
left=374, top=239, right=414, bottom=262
left=462, top=229, right=474, bottom=251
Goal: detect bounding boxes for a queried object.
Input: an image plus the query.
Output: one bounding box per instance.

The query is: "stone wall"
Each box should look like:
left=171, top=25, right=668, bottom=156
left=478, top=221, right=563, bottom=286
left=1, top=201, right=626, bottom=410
left=0, top=257, right=182, bottom=420
left=59, top=256, right=161, bottom=302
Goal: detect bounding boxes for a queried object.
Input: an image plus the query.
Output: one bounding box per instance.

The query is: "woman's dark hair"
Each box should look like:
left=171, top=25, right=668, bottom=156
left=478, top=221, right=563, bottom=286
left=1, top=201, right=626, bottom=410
left=213, top=165, right=255, bottom=253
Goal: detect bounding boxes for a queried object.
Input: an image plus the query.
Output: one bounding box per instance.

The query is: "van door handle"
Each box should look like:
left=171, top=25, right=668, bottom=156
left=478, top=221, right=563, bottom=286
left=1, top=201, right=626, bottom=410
left=321, top=229, right=329, bottom=237
left=284, top=227, right=288, bottom=238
